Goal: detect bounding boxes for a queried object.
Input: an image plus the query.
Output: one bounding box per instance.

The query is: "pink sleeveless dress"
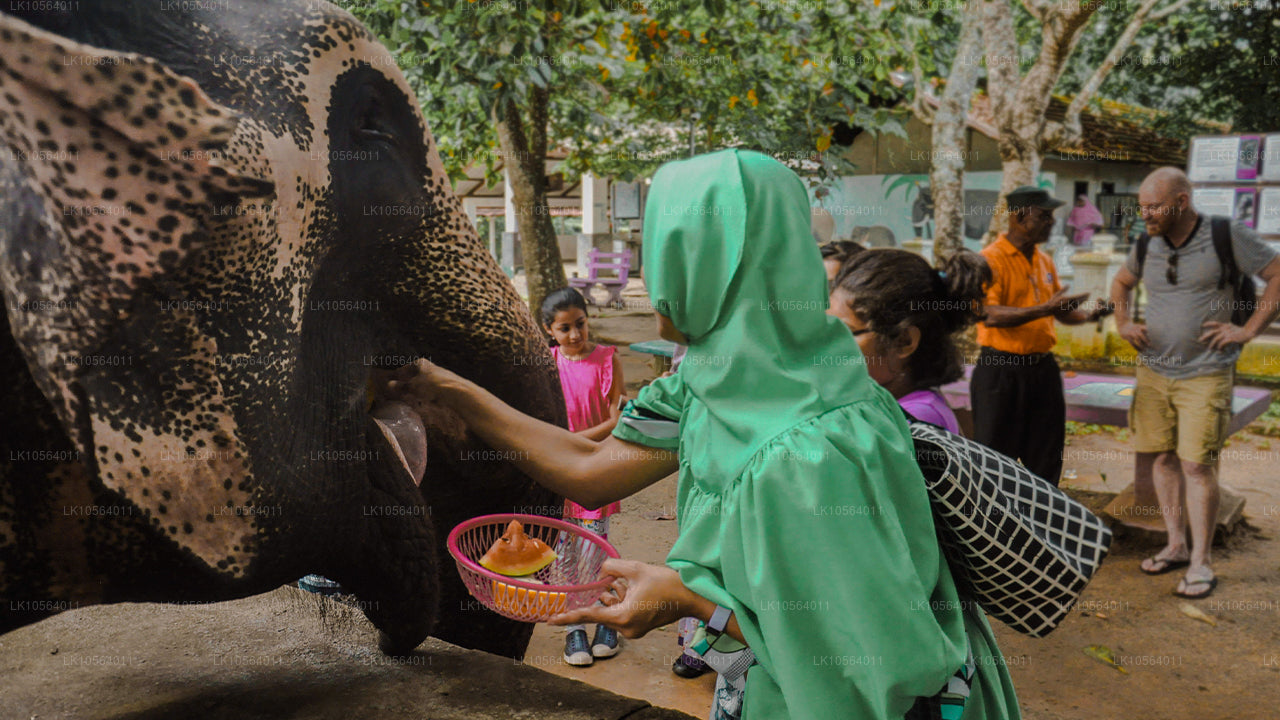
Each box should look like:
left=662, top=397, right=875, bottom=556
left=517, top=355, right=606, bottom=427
left=554, top=344, right=622, bottom=520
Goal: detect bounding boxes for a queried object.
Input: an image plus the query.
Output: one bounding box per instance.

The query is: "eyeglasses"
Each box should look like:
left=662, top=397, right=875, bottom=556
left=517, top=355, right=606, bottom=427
left=1166, top=251, right=1179, bottom=285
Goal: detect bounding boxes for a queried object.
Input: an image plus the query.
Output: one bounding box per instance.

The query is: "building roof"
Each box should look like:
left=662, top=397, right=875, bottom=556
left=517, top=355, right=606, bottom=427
left=452, top=147, right=581, bottom=200
left=928, top=93, right=1225, bottom=166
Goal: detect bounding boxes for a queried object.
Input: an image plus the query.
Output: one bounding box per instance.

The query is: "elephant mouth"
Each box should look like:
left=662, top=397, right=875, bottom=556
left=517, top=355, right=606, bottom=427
left=365, top=368, right=468, bottom=488
left=369, top=400, right=428, bottom=486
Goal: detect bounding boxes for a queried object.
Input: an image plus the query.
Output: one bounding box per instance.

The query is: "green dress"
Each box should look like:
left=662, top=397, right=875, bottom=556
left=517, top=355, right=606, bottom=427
left=611, top=149, right=1019, bottom=719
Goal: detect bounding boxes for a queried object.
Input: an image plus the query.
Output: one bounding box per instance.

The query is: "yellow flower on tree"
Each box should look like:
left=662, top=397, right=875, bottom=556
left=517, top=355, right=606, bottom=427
left=729, top=95, right=740, bottom=109
left=747, top=88, right=758, bottom=107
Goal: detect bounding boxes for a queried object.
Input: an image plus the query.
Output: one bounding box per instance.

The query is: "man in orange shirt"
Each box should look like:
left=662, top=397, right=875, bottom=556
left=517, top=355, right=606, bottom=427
left=973, top=186, right=1112, bottom=485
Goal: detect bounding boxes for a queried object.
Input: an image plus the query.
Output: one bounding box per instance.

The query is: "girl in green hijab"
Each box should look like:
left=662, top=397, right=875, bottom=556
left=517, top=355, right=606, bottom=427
left=389, top=149, right=1017, bottom=719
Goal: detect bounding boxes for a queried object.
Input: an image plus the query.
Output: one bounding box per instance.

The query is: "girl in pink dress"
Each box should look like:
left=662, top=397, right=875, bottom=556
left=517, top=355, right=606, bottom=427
left=540, top=288, right=625, bottom=666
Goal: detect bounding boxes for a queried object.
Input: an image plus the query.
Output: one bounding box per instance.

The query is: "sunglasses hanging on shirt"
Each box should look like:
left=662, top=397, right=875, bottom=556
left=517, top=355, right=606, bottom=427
left=1162, top=215, right=1202, bottom=287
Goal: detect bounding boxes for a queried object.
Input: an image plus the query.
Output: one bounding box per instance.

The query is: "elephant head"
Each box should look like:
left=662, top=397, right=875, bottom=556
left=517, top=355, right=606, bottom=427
left=0, top=1, right=564, bottom=657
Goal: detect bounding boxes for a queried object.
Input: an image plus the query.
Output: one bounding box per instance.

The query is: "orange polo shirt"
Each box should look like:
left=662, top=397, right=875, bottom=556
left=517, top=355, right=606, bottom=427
left=976, top=235, right=1062, bottom=355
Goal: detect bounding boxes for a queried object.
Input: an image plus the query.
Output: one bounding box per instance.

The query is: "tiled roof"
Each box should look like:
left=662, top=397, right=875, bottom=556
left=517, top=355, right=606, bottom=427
left=933, top=93, right=1225, bottom=166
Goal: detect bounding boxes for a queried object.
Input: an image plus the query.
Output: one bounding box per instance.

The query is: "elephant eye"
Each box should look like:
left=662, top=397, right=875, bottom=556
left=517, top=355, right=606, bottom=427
left=353, top=94, right=397, bottom=145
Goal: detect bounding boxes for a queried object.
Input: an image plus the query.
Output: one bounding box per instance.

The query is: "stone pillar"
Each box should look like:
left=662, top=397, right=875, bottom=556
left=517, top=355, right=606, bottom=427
left=1053, top=233, right=1125, bottom=361
left=1092, top=232, right=1117, bottom=255
left=501, top=232, right=521, bottom=272
left=577, top=173, right=613, bottom=277
left=503, top=172, right=521, bottom=273
left=582, top=173, right=609, bottom=236
left=1076, top=232, right=1124, bottom=300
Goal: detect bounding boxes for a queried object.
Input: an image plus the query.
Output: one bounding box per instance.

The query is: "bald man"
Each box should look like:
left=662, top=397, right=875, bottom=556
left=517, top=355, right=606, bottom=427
left=1111, top=167, right=1280, bottom=599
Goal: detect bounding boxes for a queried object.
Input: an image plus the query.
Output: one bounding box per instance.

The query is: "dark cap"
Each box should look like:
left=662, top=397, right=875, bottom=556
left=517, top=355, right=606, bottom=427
left=1005, top=185, right=1065, bottom=211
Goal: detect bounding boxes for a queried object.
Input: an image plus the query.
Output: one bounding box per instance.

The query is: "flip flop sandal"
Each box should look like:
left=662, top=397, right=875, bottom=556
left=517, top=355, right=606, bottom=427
left=1139, top=556, right=1190, bottom=576
left=1173, top=575, right=1218, bottom=600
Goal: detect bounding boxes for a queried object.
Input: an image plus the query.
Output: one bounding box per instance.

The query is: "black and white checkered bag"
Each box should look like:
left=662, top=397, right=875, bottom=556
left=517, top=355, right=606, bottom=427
left=909, top=421, right=1113, bottom=637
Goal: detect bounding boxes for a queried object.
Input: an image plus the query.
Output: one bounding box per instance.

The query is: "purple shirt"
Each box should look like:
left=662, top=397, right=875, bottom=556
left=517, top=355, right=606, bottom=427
left=898, top=389, right=960, bottom=435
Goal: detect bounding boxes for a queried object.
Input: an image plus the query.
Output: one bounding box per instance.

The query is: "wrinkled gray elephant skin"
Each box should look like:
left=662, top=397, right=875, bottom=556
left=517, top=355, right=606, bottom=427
left=0, top=0, right=565, bottom=658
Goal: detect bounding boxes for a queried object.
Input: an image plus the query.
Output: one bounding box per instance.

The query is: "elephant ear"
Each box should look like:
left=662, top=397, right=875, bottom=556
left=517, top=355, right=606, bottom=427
left=0, top=13, right=274, bottom=575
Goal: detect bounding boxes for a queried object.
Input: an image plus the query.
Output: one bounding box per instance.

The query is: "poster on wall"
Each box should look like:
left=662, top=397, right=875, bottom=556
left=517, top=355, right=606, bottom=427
left=1236, top=135, right=1261, bottom=180
left=1234, top=188, right=1258, bottom=228
left=1192, top=187, right=1236, bottom=218
left=1257, top=187, right=1280, bottom=236
left=1261, top=134, right=1280, bottom=182
left=1188, top=136, right=1242, bottom=182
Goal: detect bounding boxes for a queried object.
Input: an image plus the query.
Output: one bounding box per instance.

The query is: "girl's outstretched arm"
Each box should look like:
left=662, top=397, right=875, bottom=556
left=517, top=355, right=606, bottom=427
left=388, top=359, right=676, bottom=509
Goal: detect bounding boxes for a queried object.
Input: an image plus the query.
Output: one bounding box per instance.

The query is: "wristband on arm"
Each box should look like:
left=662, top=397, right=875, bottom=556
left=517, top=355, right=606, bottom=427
left=689, top=605, right=755, bottom=683
left=705, top=604, right=733, bottom=645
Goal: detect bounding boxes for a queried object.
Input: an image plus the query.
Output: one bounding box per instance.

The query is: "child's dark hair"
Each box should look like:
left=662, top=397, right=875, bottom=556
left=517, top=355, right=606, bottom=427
left=540, top=287, right=589, bottom=328
left=832, top=248, right=991, bottom=389
left=819, top=240, right=866, bottom=264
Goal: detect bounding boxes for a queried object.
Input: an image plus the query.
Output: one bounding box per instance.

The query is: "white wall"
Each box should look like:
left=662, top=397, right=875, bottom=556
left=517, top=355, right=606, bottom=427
left=1045, top=159, right=1159, bottom=235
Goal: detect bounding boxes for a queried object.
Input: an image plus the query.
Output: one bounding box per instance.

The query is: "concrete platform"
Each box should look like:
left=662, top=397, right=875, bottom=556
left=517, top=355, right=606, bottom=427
left=0, top=587, right=696, bottom=720
left=1102, top=482, right=1248, bottom=543
left=942, top=368, right=1273, bottom=435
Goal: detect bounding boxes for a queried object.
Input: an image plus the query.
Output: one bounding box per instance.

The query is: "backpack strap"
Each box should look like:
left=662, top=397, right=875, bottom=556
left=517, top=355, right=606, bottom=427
left=1135, top=232, right=1150, bottom=278
left=1209, top=215, right=1236, bottom=291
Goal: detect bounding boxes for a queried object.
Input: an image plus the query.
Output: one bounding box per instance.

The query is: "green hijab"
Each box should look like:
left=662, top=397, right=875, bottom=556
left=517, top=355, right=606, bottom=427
left=643, top=148, right=875, bottom=482
left=629, top=149, right=972, bottom=719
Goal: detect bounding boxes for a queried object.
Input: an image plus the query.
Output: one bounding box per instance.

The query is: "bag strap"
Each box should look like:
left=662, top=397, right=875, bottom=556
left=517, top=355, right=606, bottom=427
left=1135, top=232, right=1150, bottom=278
left=1209, top=215, right=1236, bottom=291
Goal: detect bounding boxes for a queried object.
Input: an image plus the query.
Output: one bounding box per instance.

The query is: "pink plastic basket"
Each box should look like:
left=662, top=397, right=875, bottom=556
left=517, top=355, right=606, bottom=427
left=447, top=514, right=620, bottom=623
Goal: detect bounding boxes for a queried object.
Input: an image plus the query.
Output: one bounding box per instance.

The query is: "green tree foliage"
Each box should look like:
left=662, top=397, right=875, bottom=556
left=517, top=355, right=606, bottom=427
left=336, top=0, right=913, bottom=314
left=340, top=0, right=913, bottom=183
left=1062, top=0, right=1280, bottom=135
left=570, top=2, right=913, bottom=182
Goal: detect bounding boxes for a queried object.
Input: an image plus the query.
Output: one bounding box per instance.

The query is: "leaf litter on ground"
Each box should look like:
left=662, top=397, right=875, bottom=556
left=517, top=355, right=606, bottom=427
left=1084, top=644, right=1129, bottom=674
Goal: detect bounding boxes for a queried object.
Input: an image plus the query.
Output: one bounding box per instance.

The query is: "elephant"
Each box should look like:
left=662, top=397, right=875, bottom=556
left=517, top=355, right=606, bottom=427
left=0, top=0, right=565, bottom=659
left=846, top=225, right=895, bottom=248
left=911, top=187, right=1000, bottom=241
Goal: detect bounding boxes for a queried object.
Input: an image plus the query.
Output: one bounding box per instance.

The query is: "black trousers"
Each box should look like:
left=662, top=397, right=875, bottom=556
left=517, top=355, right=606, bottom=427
left=970, top=347, right=1066, bottom=486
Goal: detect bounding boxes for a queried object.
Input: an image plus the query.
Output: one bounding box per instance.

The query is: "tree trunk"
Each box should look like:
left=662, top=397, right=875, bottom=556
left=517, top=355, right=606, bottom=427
left=1046, top=0, right=1191, bottom=149
left=494, top=89, right=566, bottom=321
left=929, top=0, right=985, bottom=263
left=984, top=0, right=1100, bottom=238
left=973, top=0, right=1185, bottom=240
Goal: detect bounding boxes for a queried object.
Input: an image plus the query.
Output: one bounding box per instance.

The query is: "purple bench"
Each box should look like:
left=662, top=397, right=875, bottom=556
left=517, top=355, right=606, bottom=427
left=569, top=248, right=631, bottom=309
left=941, top=366, right=1271, bottom=435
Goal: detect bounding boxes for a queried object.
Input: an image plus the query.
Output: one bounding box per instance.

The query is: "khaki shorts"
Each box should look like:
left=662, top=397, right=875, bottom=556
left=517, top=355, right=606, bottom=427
left=1129, top=365, right=1233, bottom=465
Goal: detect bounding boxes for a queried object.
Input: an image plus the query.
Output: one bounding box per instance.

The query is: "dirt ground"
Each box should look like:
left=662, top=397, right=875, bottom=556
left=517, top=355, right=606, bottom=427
left=523, top=297, right=1280, bottom=720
